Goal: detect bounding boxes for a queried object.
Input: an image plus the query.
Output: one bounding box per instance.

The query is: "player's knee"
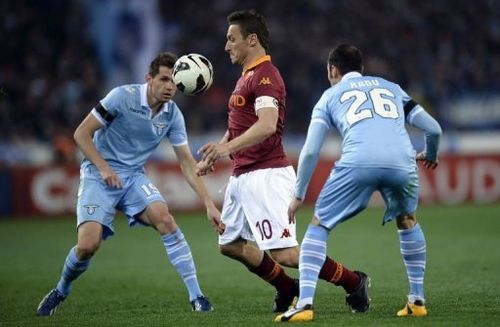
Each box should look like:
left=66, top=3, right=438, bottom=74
left=154, top=212, right=177, bottom=234
left=76, top=241, right=100, bottom=259
left=396, top=213, right=417, bottom=230
left=219, top=243, right=242, bottom=259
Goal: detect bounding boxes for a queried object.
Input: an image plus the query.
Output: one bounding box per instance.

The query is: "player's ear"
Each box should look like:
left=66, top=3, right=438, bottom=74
left=145, top=73, right=152, bottom=83
left=333, top=66, right=341, bottom=79
left=248, top=33, right=258, bottom=47
left=327, top=64, right=333, bottom=80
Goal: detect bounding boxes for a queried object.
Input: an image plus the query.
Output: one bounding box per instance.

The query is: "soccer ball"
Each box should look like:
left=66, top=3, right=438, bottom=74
left=173, top=53, right=214, bottom=95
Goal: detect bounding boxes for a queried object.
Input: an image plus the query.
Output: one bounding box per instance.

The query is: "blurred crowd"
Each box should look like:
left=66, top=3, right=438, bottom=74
left=1, top=0, right=499, bottom=165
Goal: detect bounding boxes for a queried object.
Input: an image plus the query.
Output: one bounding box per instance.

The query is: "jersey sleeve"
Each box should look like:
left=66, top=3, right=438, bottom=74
left=167, top=103, right=188, bottom=146
left=91, top=86, right=123, bottom=127
left=396, top=84, right=442, bottom=161
left=251, top=66, right=283, bottom=112
left=310, top=91, right=333, bottom=129
left=295, top=119, right=329, bottom=199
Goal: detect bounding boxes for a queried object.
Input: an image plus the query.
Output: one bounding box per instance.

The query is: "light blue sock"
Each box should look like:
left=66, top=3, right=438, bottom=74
left=399, top=223, right=426, bottom=303
left=296, top=224, right=329, bottom=308
left=162, top=229, right=203, bottom=302
left=56, top=246, right=90, bottom=296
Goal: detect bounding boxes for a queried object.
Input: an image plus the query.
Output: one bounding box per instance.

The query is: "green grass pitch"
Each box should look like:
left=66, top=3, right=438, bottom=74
left=1, top=204, right=499, bottom=326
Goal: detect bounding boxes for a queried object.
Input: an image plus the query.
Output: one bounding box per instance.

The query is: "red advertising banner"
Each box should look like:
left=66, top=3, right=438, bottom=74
left=6, top=154, right=500, bottom=216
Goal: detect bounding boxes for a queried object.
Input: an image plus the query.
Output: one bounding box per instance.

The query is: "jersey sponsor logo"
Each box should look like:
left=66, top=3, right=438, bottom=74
left=129, top=107, right=147, bottom=116
left=229, top=94, right=246, bottom=107
left=124, top=86, right=137, bottom=94
left=153, top=122, right=167, bottom=135
left=83, top=204, right=99, bottom=215
left=280, top=228, right=291, bottom=238
left=258, top=76, right=272, bottom=85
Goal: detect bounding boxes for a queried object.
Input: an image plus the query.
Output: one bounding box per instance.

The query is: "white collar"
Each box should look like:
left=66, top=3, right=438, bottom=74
left=341, top=72, right=362, bottom=82
left=140, top=83, right=169, bottom=115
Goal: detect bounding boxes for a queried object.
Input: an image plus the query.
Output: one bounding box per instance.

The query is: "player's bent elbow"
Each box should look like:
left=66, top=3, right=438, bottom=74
left=262, top=123, right=276, bottom=137
left=73, top=126, right=88, bottom=144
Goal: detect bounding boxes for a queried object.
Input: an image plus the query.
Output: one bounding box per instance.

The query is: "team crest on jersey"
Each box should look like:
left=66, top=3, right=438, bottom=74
left=244, top=70, right=254, bottom=80
left=83, top=204, right=99, bottom=215
left=153, top=122, right=167, bottom=135
left=258, top=77, right=272, bottom=85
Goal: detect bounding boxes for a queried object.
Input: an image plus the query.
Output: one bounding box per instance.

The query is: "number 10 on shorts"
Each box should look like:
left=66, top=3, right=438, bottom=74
left=256, top=219, right=273, bottom=240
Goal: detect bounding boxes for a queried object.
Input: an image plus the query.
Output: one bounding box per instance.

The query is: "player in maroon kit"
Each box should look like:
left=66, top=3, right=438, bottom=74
left=197, top=10, right=369, bottom=313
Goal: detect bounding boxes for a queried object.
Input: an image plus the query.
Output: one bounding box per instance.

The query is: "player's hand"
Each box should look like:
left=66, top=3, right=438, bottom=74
left=416, top=152, right=438, bottom=170
left=288, top=197, right=304, bottom=224
left=100, top=166, right=123, bottom=188
left=206, top=204, right=225, bottom=235
left=198, top=142, right=230, bottom=166
left=196, top=158, right=215, bottom=176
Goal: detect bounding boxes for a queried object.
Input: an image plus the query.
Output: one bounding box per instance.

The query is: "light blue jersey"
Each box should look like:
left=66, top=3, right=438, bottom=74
left=82, top=83, right=187, bottom=173
left=311, top=72, right=416, bottom=171
left=77, top=83, right=188, bottom=238
left=294, top=71, right=441, bottom=226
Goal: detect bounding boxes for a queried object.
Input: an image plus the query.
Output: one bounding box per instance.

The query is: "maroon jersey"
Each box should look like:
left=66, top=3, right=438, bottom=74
left=227, top=55, right=290, bottom=176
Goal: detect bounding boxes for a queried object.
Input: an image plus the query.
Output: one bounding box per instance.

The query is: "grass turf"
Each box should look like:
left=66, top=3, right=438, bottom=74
left=1, top=204, right=499, bottom=326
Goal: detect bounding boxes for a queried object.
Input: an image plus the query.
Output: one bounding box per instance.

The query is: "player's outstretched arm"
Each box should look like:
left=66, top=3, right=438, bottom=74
left=74, top=113, right=123, bottom=188
left=174, top=144, right=225, bottom=234
left=295, top=121, right=329, bottom=194
left=408, top=108, right=442, bottom=170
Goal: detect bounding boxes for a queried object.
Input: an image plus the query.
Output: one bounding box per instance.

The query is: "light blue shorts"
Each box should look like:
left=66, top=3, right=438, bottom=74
left=314, top=166, right=419, bottom=230
left=76, top=166, right=165, bottom=239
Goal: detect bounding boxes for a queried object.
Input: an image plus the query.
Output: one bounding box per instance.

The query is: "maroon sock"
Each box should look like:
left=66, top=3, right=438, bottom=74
left=318, top=256, right=361, bottom=293
left=248, top=252, right=295, bottom=294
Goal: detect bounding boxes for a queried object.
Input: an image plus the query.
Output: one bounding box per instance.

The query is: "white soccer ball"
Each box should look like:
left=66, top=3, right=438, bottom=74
left=173, top=53, right=214, bottom=95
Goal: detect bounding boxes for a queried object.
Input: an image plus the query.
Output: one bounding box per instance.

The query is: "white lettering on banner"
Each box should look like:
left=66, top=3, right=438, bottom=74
left=31, top=168, right=78, bottom=214
left=18, top=156, right=498, bottom=216
left=472, top=160, right=500, bottom=203
left=435, top=161, right=470, bottom=204
left=419, top=158, right=500, bottom=204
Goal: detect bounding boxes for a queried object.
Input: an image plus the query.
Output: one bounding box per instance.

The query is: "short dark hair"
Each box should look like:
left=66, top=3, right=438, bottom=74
left=328, top=44, right=363, bottom=75
left=227, top=10, right=270, bottom=51
left=148, top=52, right=177, bottom=77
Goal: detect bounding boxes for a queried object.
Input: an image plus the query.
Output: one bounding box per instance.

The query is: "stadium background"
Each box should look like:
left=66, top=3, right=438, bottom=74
left=1, top=1, right=499, bottom=326
left=1, top=0, right=499, bottom=215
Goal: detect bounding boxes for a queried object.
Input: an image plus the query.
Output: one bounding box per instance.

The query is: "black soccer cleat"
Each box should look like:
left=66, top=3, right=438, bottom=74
left=36, top=289, right=67, bottom=316
left=346, top=271, right=371, bottom=313
left=272, top=278, right=300, bottom=313
left=190, top=295, right=214, bottom=312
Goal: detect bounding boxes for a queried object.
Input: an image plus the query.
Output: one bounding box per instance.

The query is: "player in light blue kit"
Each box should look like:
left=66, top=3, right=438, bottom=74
left=276, top=44, right=442, bottom=322
left=37, top=52, right=224, bottom=316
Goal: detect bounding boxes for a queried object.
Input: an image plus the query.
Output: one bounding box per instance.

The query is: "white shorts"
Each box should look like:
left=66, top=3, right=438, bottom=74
left=218, top=166, right=299, bottom=250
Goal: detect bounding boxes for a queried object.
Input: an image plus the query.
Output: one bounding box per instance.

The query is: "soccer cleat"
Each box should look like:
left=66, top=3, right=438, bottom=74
left=274, top=304, right=313, bottom=322
left=397, top=300, right=427, bottom=317
left=190, top=296, right=214, bottom=312
left=345, top=271, right=371, bottom=313
left=36, top=289, right=67, bottom=316
left=272, top=279, right=299, bottom=313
